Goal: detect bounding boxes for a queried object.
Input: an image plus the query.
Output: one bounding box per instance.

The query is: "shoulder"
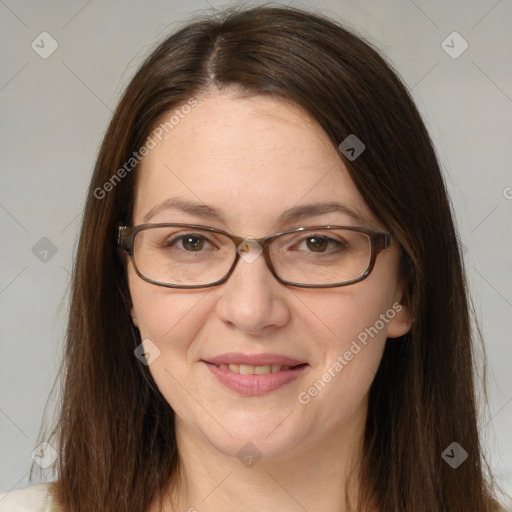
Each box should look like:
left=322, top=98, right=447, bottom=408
left=0, top=482, right=57, bottom=512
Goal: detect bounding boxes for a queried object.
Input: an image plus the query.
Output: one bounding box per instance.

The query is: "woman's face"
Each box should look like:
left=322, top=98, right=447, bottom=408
left=128, top=90, right=412, bottom=461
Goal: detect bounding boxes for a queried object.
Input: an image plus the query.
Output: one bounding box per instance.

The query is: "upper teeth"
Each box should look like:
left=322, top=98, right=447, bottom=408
left=217, top=363, right=291, bottom=374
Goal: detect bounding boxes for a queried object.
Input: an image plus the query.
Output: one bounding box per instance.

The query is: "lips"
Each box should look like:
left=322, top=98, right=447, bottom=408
left=201, top=352, right=309, bottom=396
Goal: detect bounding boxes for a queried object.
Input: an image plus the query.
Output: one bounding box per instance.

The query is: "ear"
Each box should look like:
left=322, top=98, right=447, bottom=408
left=385, top=248, right=415, bottom=338
left=386, top=302, right=414, bottom=338
left=130, top=306, right=139, bottom=328
left=386, top=283, right=414, bottom=339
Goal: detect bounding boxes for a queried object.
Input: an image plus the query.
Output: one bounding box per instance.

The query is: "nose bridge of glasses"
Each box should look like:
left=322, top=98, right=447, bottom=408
left=229, top=229, right=296, bottom=255
left=232, top=235, right=268, bottom=266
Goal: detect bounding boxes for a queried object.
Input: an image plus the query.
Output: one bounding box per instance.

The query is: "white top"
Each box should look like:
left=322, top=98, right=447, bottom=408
left=0, top=483, right=56, bottom=512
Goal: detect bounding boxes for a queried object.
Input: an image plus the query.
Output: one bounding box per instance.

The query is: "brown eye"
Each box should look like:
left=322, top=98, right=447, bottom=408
left=178, top=235, right=205, bottom=251
left=305, top=236, right=329, bottom=252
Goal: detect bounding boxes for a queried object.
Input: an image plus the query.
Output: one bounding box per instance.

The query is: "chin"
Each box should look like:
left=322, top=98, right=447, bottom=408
left=211, top=431, right=304, bottom=463
left=196, top=412, right=307, bottom=460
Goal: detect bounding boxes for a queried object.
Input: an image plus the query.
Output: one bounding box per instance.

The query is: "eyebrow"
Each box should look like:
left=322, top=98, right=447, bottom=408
left=142, top=197, right=369, bottom=226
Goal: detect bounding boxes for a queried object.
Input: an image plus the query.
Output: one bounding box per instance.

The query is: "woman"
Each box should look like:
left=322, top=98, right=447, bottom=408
left=0, top=4, right=507, bottom=511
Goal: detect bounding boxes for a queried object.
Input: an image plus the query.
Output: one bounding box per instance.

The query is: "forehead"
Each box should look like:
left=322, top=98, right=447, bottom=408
left=133, top=92, right=380, bottom=232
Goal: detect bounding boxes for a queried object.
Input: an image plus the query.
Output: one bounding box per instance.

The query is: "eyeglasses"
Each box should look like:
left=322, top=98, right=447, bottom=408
left=117, top=223, right=393, bottom=289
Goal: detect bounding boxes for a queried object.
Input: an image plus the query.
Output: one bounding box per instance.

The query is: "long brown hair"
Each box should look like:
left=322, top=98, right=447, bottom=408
left=32, top=4, right=504, bottom=511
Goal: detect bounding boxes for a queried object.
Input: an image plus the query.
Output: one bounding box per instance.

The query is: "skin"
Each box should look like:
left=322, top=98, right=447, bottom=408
left=128, top=89, right=413, bottom=512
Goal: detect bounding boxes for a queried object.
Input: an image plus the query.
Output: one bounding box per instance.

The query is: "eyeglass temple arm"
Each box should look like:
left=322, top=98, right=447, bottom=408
left=376, top=232, right=393, bottom=250
left=117, top=226, right=131, bottom=253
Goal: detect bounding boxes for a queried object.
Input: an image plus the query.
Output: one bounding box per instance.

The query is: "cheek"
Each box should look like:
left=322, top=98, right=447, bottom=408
left=128, top=265, right=210, bottom=359
left=129, top=278, right=213, bottom=419
left=294, top=291, right=393, bottom=436
left=298, top=279, right=398, bottom=354
left=298, top=277, right=397, bottom=376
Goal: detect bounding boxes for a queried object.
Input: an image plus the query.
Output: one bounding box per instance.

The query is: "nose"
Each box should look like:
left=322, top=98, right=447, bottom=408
left=215, top=247, right=290, bottom=335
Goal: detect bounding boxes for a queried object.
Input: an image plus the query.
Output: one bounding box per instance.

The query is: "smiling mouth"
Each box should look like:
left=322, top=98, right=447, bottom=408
left=203, top=360, right=309, bottom=395
left=207, top=362, right=308, bottom=375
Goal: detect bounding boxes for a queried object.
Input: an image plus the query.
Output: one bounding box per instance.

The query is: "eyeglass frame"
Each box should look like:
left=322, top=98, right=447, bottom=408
left=117, top=223, right=394, bottom=289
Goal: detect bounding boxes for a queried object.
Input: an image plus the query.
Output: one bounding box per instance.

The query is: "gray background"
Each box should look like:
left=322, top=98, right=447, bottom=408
left=1, top=0, right=511, bottom=504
